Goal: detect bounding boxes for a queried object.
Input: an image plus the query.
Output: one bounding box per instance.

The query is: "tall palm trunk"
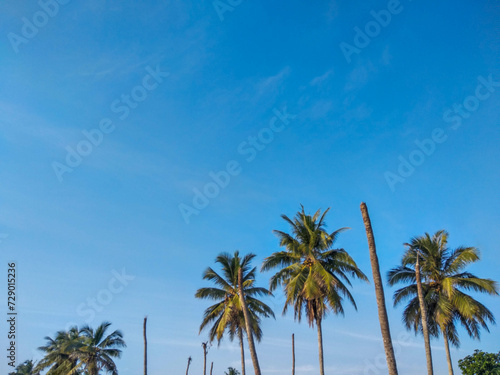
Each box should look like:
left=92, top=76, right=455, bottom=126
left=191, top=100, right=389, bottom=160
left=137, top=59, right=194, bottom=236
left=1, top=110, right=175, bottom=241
left=143, top=316, right=147, bottom=375
left=238, top=327, right=246, bottom=375
left=441, top=328, right=454, bottom=375
left=360, top=202, right=399, bottom=375
left=238, top=267, right=261, bottom=375
left=292, top=333, right=295, bottom=375
left=210, top=361, right=214, bottom=375
left=316, top=318, right=325, bottom=375
left=415, top=254, right=434, bottom=375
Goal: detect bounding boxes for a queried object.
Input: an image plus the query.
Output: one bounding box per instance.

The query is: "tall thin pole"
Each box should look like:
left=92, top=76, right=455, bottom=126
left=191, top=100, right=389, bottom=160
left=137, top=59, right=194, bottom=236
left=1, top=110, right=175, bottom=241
left=143, top=316, right=148, bottom=375
left=292, top=333, right=295, bottom=375
left=202, top=342, right=208, bottom=375
left=186, top=357, right=192, bottom=375
left=360, top=202, right=399, bottom=375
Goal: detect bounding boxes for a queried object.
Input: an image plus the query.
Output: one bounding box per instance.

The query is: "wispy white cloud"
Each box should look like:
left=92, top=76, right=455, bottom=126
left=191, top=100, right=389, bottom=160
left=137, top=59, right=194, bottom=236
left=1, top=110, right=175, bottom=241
left=0, top=100, right=75, bottom=148
left=310, top=69, right=334, bottom=87
left=256, top=66, right=292, bottom=97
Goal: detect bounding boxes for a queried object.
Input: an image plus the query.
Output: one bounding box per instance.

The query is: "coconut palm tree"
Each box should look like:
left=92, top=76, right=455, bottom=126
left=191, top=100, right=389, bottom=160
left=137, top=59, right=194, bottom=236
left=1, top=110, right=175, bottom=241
left=388, top=230, right=499, bottom=375
left=76, top=321, right=126, bottom=375
left=36, top=326, right=82, bottom=375
left=195, top=251, right=275, bottom=375
left=9, top=360, right=40, bottom=375
left=261, top=206, right=368, bottom=375
left=225, top=367, right=240, bottom=375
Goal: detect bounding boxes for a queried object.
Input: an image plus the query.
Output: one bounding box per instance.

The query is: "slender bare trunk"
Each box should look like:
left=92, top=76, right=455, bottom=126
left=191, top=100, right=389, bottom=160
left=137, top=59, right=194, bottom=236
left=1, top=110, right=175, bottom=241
left=210, top=362, right=214, bottom=375
left=143, top=316, right=147, bottom=375
left=186, top=357, right=192, bottom=375
left=292, top=333, right=295, bottom=375
left=202, top=342, right=208, bottom=375
left=442, top=328, right=454, bottom=375
left=360, top=202, right=399, bottom=375
left=416, top=255, right=434, bottom=375
left=238, top=327, right=246, bottom=375
left=238, top=267, right=261, bottom=375
left=316, top=318, right=325, bottom=375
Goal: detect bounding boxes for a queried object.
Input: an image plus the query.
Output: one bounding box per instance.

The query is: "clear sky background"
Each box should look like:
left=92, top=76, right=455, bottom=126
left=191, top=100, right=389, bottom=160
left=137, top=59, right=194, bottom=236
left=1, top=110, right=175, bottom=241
left=0, top=0, right=499, bottom=374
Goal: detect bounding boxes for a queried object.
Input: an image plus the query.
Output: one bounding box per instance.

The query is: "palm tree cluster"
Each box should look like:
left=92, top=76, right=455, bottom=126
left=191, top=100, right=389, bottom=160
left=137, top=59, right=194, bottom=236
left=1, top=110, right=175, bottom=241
left=196, top=206, right=498, bottom=375
left=196, top=206, right=368, bottom=375
left=388, top=230, right=498, bottom=375
left=29, top=322, right=126, bottom=375
left=10, top=206, right=497, bottom=375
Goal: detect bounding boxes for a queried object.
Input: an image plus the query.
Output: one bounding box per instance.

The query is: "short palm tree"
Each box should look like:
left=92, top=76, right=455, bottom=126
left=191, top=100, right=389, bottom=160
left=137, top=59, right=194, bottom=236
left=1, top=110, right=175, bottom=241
left=76, top=322, right=126, bottom=375
left=9, top=359, right=40, bottom=375
left=195, top=251, right=275, bottom=375
left=36, top=326, right=82, bottom=375
left=261, top=206, right=368, bottom=375
left=225, top=367, right=240, bottom=375
left=388, top=230, right=498, bottom=375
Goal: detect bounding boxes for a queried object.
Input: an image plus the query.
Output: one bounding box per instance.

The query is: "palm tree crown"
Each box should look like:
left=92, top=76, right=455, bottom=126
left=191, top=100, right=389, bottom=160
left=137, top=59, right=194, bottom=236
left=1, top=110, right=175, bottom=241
left=36, top=322, right=125, bottom=375
left=195, top=251, right=275, bottom=344
left=388, top=230, right=498, bottom=341
left=262, top=206, right=368, bottom=324
left=36, top=326, right=82, bottom=375
left=9, top=360, right=40, bottom=375
left=77, top=321, right=126, bottom=375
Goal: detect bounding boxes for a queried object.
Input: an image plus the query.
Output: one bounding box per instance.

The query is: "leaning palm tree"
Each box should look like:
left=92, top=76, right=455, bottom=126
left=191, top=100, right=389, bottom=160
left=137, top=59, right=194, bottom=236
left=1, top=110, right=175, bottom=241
left=388, top=230, right=499, bottom=375
left=9, top=360, right=40, bottom=375
left=360, top=202, right=399, bottom=375
left=195, top=251, right=275, bottom=375
left=36, top=326, right=82, bottom=375
left=76, top=322, right=126, bottom=375
left=261, top=206, right=368, bottom=375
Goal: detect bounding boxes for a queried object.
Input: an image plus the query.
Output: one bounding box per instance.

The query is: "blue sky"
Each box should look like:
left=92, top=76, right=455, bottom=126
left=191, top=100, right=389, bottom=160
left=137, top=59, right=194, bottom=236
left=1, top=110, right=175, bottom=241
left=1, top=0, right=499, bottom=374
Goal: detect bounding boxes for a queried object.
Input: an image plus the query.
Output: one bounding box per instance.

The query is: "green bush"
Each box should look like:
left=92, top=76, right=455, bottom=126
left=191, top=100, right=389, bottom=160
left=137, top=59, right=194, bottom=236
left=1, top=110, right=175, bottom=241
left=458, top=350, right=500, bottom=375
